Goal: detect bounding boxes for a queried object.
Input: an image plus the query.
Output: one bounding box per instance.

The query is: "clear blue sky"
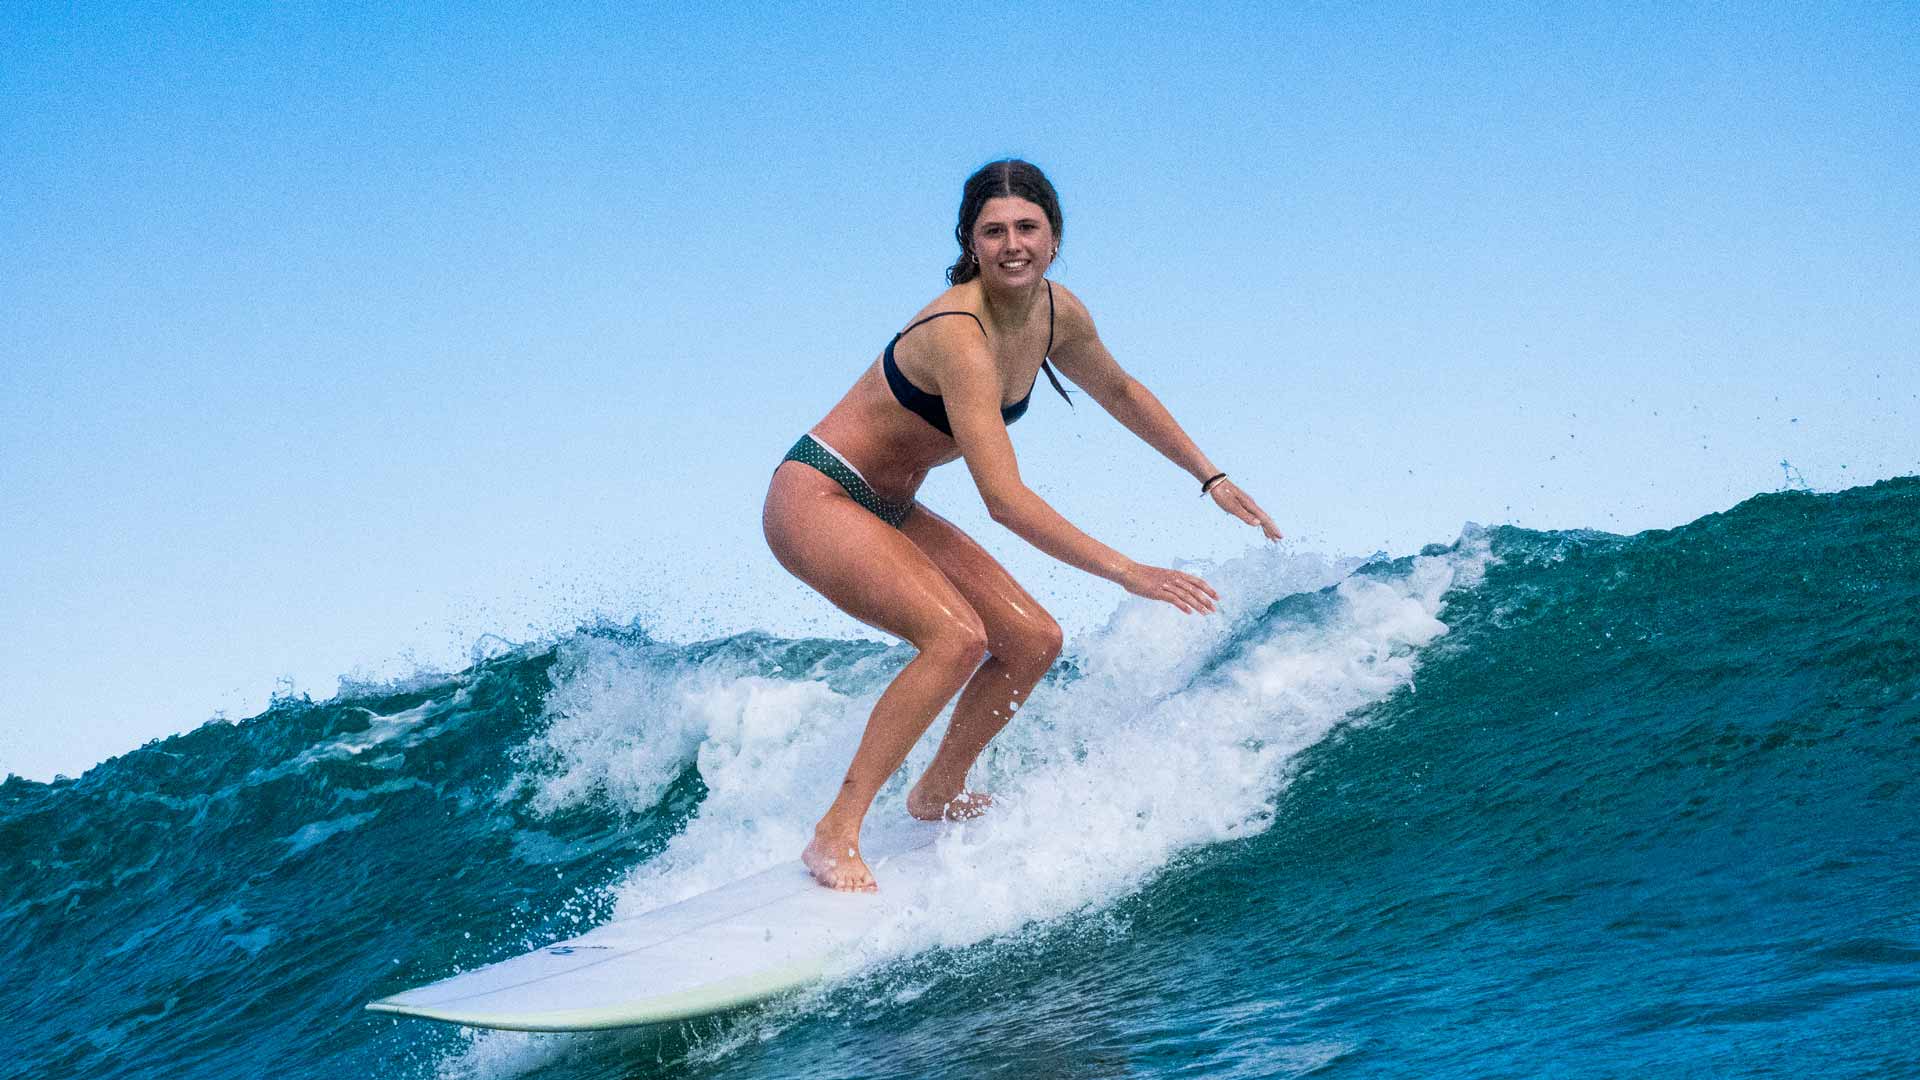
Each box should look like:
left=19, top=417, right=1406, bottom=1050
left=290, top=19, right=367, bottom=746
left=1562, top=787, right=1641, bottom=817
left=3, top=3, right=1915, bottom=780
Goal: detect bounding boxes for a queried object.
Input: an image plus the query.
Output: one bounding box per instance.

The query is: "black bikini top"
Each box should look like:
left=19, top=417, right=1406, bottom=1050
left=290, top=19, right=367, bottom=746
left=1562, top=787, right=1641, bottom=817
left=881, top=280, right=1072, bottom=437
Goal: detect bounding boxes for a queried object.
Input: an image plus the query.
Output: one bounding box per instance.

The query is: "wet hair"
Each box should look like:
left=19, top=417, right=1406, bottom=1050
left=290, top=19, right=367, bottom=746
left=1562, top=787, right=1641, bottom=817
left=946, top=159, right=1064, bottom=285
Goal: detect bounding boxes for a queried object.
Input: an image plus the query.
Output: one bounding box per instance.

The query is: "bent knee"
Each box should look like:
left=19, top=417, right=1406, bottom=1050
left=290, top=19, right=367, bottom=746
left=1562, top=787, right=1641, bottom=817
left=996, top=615, right=1064, bottom=673
left=921, top=617, right=990, bottom=670
left=1032, top=617, right=1065, bottom=665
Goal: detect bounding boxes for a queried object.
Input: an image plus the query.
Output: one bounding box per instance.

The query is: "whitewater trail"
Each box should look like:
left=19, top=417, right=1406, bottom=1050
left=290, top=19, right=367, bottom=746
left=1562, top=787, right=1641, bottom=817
left=441, top=537, right=1490, bottom=1076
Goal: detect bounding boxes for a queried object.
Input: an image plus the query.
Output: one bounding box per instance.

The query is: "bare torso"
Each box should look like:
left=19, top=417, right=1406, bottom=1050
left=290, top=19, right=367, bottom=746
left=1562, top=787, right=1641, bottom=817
left=808, top=280, right=1055, bottom=503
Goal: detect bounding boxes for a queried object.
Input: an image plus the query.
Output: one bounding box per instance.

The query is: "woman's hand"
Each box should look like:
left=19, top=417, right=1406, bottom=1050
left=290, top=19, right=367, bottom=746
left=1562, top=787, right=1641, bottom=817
left=1120, top=561, right=1220, bottom=614
left=1209, top=479, right=1283, bottom=541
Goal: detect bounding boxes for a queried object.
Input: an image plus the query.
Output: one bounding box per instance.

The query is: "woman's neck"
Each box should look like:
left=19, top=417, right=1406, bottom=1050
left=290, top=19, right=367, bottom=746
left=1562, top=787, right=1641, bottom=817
left=976, top=277, right=1045, bottom=331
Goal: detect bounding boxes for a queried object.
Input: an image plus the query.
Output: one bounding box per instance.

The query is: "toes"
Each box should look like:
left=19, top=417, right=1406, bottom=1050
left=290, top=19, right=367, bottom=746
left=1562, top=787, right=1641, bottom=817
left=804, top=842, right=877, bottom=891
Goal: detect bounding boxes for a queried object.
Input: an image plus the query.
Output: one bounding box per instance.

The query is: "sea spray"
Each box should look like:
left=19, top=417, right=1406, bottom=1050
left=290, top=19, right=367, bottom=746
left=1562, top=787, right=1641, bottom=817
left=435, top=537, right=1491, bottom=1075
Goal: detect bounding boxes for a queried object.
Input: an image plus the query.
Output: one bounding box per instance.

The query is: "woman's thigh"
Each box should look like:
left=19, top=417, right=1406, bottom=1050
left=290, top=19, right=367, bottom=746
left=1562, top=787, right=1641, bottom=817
left=763, top=463, right=984, bottom=647
left=899, top=504, right=1062, bottom=662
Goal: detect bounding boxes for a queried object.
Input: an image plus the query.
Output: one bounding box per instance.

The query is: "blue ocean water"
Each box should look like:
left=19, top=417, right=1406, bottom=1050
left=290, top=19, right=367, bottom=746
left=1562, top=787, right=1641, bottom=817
left=4, top=478, right=1917, bottom=1080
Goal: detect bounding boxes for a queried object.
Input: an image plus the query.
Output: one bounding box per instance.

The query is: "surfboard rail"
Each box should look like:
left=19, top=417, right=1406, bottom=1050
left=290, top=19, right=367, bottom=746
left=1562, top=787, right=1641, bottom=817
left=365, top=954, right=828, bottom=1031
left=364, top=823, right=946, bottom=1031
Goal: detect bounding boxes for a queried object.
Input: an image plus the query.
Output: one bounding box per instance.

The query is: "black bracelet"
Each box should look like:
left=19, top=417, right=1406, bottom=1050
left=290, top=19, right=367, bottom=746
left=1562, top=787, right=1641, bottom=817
left=1200, top=472, right=1228, bottom=495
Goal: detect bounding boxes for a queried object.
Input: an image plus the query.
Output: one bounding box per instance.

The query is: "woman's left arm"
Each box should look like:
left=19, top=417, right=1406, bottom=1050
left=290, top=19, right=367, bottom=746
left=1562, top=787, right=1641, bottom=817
left=1047, top=286, right=1283, bottom=541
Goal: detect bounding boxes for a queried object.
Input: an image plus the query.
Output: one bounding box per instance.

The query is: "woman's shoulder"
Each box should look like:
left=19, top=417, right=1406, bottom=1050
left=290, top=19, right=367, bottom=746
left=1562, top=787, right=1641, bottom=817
left=1048, top=279, right=1090, bottom=314
left=903, top=281, right=985, bottom=325
left=1047, top=280, right=1098, bottom=339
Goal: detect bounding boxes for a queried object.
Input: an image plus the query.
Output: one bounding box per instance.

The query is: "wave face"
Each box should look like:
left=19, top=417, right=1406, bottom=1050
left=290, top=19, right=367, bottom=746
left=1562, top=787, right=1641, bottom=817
left=4, top=478, right=1917, bottom=1080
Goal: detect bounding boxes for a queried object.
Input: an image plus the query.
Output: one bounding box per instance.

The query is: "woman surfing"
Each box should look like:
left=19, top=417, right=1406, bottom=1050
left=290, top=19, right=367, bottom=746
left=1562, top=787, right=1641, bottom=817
left=764, top=159, right=1282, bottom=891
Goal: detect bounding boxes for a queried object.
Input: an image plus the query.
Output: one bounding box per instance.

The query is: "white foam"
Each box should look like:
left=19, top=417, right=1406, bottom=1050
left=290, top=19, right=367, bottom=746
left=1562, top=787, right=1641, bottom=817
left=494, top=534, right=1490, bottom=1054
left=855, top=537, right=1482, bottom=954
left=433, top=1027, right=572, bottom=1080
left=511, top=633, right=885, bottom=912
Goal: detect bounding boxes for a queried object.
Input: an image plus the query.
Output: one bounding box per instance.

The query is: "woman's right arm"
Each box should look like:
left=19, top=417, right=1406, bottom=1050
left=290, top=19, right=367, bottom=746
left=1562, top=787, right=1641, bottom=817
left=927, top=320, right=1219, bottom=614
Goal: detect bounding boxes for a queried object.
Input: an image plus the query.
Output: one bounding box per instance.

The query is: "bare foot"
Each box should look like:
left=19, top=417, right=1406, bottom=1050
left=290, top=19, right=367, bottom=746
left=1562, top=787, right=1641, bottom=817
left=906, top=787, right=994, bottom=821
left=801, top=830, right=877, bottom=892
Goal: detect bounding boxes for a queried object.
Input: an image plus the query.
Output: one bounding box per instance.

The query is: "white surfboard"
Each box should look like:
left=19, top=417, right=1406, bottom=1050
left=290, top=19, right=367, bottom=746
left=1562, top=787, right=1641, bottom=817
left=365, top=822, right=946, bottom=1031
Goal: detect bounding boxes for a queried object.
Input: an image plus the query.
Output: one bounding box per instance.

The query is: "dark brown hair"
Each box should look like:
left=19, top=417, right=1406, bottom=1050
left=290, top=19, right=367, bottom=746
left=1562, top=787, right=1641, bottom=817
left=946, top=159, right=1064, bottom=285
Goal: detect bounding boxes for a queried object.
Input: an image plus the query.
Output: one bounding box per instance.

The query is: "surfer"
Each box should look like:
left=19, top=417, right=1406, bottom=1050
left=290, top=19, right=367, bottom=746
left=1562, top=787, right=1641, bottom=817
left=764, top=159, right=1283, bottom=891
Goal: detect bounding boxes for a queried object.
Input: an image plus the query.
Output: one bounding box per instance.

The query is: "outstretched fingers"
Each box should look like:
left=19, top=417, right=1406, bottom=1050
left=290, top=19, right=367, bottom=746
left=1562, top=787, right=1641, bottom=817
left=1213, top=482, right=1284, bottom=541
left=1185, top=570, right=1220, bottom=604
left=1160, top=569, right=1218, bottom=614
left=1186, top=576, right=1218, bottom=614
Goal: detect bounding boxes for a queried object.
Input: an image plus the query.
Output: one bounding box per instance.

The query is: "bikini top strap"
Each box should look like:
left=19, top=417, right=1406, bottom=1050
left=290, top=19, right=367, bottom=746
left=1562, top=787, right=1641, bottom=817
left=1039, top=280, right=1073, bottom=407
left=1045, top=280, right=1055, bottom=356
left=894, top=310, right=987, bottom=342
left=896, top=296, right=1072, bottom=407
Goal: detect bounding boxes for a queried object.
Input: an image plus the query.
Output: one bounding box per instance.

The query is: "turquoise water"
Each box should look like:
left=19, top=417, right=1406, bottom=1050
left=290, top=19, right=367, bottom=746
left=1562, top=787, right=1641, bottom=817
left=5, top=478, right=1917, bottom=1079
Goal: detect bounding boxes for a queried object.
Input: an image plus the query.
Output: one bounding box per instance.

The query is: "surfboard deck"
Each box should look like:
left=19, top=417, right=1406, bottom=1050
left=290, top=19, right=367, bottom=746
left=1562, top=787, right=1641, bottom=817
left=365, top=822, right=947, bottom=1031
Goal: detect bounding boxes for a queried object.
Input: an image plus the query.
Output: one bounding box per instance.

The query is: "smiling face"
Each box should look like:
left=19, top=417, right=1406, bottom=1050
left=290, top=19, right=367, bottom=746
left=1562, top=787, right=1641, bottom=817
left=969, top=196, right=1054, bottom=290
